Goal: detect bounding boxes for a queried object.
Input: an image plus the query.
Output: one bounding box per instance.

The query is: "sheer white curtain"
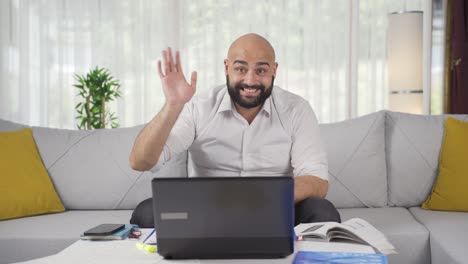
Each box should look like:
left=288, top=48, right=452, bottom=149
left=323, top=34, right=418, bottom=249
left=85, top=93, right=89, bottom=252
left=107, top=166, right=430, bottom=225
left=0, top=0, right=425, bottom=128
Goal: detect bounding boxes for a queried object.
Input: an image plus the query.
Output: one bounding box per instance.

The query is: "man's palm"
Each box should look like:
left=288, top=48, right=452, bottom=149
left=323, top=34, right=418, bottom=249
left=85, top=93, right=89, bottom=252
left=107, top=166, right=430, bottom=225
left=161, top=70, right=196, bottom=105
left=158, top=48, right=197, bottom=106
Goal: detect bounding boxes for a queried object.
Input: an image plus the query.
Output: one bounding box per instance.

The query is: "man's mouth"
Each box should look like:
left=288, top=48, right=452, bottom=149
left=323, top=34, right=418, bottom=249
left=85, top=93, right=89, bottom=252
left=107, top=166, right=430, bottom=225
left=240, top=87, right=261, bottom=96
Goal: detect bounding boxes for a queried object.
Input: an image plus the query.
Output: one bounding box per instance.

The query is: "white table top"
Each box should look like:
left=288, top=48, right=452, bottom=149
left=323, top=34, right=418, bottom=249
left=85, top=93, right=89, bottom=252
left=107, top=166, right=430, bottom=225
left=14, top=229, right=374, bottom=264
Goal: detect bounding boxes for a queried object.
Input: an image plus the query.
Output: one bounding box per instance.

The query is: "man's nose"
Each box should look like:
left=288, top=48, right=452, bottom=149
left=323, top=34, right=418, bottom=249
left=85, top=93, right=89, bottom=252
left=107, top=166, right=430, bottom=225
left=243, top=70, right=257, bottom=86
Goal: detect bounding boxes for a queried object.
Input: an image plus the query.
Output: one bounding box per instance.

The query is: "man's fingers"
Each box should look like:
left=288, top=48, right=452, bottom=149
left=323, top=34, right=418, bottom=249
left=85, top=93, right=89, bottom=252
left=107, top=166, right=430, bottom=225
left=190, top=71, right=197, bottom=89
left=161, top=48, right=193, bottom=88
left=166, top=48, right=173, bottom=72
left=157, top=60, right=164, bottom=78
left=168, top=47, right=176, bottom=72
left=162, top=50, right=171, bottom=75
left=175, top=51, right=183, bottom=74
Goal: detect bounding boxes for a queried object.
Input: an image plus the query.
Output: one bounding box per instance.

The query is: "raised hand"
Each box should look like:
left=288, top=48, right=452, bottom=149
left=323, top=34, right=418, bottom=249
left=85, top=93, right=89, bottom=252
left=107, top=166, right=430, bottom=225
left=157, top=47, right=197, bottom=107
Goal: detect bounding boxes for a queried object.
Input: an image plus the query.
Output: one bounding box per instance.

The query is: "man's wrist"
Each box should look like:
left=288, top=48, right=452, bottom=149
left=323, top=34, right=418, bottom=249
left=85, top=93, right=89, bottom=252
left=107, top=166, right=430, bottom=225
left=163, top=102, right=185, bottom=113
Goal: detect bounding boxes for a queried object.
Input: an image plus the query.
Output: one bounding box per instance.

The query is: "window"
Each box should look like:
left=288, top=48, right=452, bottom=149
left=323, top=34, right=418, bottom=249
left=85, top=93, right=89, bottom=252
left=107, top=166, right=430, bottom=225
left=0, top=0, right=428, bottom=128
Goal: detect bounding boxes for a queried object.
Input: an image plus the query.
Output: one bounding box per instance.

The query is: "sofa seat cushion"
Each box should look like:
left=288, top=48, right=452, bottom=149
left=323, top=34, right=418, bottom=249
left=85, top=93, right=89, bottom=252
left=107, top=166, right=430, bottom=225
left=409, top=207, right=468, bottom=264
left=0, top=210, right=133, bottom=264
left=338, top=207, right=430, bottom=264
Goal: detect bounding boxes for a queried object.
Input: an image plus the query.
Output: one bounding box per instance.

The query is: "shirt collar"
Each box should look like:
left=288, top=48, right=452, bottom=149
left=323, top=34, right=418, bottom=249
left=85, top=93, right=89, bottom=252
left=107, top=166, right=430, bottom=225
left=217, top=88, right=232, bottom=113
left=261, top=96, right=272, bottom=116
left=217, top=87, right=272, bottom=117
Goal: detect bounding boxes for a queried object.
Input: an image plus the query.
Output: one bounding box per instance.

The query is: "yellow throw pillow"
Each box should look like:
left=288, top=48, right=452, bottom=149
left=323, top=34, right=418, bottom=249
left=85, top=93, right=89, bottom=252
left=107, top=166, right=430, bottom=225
left=0, top=128, right=65, bottom=220
left=422, top=117, right=468, bottom=211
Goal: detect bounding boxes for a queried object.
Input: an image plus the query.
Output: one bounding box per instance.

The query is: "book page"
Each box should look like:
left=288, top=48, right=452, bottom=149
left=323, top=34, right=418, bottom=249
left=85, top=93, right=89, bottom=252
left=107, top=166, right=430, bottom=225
left=294, top=222, right=341, bottom=239
left=329, top=218, right=396, bottom=255
left=295, top=218, right=396, bottom=255
left=327, top=229, right=367, bottom=244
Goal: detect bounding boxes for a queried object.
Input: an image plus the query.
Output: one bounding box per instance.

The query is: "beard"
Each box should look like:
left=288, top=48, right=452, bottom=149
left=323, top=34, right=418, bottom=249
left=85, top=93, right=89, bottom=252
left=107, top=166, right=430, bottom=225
left=226, top=75, right=274, bottom=109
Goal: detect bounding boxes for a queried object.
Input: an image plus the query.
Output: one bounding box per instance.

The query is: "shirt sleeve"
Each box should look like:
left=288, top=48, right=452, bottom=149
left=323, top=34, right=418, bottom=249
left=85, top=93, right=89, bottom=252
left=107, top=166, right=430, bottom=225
left=290, top=101, right=328, bottom=180
left=149, top=101, right=196, bottom=173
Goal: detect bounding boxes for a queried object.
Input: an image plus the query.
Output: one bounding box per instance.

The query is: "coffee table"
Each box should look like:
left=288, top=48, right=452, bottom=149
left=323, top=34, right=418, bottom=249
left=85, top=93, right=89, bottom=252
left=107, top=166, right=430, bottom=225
left=14, top=229, right=375, bottom=264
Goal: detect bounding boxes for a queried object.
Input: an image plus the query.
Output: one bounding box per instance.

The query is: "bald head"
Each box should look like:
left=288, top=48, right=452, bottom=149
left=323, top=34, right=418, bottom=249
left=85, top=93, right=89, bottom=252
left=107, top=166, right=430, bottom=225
left=227, top=33, right=276, bottom=63
left=224, top=34, right=278, bottom=112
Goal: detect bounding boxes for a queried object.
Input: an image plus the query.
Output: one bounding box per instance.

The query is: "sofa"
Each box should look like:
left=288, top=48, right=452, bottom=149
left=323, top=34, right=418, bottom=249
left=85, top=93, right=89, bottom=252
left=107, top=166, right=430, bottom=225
left=1, top=110, right=467, bottom=264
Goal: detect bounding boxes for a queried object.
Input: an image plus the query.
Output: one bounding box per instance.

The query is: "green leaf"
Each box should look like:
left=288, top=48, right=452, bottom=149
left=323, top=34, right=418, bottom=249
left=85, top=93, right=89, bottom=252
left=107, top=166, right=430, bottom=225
left=73, top=66, right=122, bottom=130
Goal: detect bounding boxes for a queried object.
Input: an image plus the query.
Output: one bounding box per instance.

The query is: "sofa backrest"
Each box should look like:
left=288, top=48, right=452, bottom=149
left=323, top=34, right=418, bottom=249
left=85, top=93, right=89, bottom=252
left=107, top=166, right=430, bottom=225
left=0, top=119, right=187, bottom=210
left=3, top=110, right=467, bottom=210
left=0, top=119, right=27, bottom=131
left=34, top=126, right=188, bottom=210
left=321, top=111, right=387, bottom=208
left=385, top=112, right=468, bottom=207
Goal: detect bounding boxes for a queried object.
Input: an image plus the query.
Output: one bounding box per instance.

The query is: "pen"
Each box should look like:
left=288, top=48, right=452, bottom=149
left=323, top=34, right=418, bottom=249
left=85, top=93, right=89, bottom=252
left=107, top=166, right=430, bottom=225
left=143, top=228, right=156, bottom=244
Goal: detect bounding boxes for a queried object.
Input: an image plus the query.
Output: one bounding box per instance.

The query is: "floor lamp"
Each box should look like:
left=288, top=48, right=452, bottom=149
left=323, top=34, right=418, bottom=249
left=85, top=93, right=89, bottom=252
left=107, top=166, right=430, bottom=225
left=387, top=11, right=424, bottom=114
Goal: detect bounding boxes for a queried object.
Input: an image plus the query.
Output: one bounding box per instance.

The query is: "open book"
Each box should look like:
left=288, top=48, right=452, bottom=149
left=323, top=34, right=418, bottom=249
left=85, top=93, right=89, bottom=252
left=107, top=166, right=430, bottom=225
left=294, top=218, right=396, bottom=255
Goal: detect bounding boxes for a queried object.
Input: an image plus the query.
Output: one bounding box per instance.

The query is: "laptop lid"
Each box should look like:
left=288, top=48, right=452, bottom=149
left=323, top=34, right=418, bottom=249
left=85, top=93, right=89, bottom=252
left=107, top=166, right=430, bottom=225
left=151, top=176, right=294, bottom=259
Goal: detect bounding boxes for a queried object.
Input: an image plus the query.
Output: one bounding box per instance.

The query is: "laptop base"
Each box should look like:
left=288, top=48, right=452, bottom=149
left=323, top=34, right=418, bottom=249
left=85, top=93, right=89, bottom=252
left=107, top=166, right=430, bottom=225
left=158, top=237, right=293, bottom=259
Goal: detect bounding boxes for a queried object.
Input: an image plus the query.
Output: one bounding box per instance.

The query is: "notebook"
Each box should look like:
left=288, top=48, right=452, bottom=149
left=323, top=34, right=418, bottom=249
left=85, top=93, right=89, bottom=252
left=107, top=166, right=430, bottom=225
left=293, top=251, right=388, bottom=264
left=151, top=176, right=294, bottom=259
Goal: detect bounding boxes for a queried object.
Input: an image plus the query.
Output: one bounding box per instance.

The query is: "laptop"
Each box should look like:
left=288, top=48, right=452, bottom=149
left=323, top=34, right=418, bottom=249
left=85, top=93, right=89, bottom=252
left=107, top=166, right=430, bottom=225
left=151, top=176, right=294, bottom=259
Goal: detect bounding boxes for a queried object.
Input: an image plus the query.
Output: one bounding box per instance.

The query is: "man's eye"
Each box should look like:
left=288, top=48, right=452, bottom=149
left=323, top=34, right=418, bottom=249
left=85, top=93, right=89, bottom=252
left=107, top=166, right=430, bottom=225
left=236, top=68, right=247, bottom=73
left=256, top=68, right=266, bottom=74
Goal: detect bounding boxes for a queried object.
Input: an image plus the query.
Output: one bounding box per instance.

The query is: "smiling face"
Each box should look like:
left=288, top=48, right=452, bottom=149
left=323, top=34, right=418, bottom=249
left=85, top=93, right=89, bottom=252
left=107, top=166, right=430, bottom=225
left=224, top=34, right=278, bottom=110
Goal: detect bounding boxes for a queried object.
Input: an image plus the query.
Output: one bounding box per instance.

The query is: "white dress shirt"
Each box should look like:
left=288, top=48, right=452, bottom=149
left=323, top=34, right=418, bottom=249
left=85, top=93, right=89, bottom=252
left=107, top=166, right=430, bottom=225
left=151, top=85, right=328, bottom=180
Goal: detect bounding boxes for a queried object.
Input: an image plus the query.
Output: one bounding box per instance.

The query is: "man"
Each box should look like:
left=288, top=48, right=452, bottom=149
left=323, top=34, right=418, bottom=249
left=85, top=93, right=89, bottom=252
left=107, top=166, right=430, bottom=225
left=129, top=33, right=340, bottom=227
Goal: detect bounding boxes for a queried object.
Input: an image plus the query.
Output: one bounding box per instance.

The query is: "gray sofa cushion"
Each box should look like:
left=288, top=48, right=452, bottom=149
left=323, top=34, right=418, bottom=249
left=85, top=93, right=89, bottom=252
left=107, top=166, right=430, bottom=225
left=339, top=207, right=430, bottom=264
left=385, top=112, right=468, bottom=207
left=321, top=111, right=387, bottom=208
left=31, top=125, right=187, bottom=210
left=409, top=207, right=468, bottom=264
left=0, top=118, right=28, bottom=131
left=0, top=210, right=133, bottom=264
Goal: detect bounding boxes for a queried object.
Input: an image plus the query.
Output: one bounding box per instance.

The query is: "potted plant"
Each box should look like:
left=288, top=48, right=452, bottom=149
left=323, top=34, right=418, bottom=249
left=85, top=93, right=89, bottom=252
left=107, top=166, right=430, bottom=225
left=73, top=66, right=122, bottom=129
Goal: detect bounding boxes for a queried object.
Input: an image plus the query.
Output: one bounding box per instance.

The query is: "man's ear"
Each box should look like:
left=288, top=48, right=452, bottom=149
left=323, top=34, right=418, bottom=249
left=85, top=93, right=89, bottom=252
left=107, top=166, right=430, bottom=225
left=224, top=59, right=229, bottom=75
left=273, top=62, right=278, bottom=76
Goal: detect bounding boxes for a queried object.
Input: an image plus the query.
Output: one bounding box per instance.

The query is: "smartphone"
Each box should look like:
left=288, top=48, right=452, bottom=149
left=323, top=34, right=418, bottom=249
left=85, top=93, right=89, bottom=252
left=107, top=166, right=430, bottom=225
left=83, top=224, right=125, bottom=236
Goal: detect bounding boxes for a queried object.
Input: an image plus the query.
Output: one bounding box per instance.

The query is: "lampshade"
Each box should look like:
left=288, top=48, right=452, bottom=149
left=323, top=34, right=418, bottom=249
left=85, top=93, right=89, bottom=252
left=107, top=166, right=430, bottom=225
left=387, top=11, right=423, bottom=114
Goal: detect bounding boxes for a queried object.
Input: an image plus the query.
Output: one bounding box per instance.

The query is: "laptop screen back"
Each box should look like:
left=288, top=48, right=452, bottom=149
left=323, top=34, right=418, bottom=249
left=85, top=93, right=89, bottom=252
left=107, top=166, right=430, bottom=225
left=151, top=176, right=294, bottom=259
